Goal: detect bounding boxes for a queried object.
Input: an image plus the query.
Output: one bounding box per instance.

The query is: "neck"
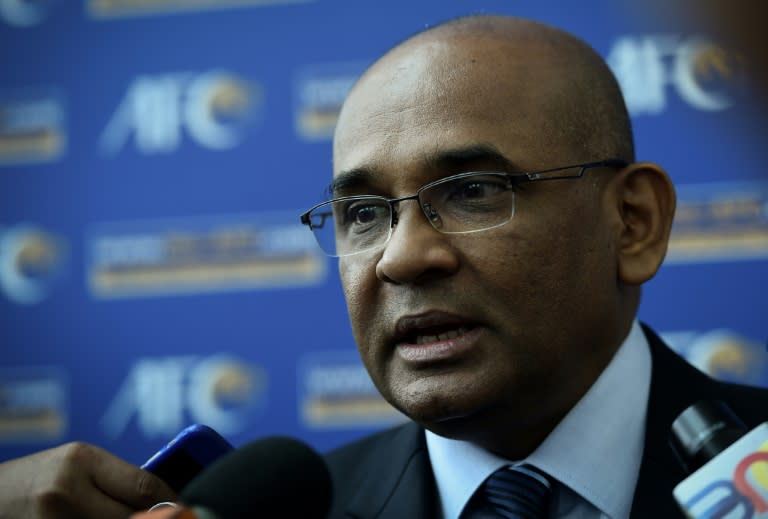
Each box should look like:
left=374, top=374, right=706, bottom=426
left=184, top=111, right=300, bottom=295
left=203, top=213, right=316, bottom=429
left=422, top=316, right=637, bottom=460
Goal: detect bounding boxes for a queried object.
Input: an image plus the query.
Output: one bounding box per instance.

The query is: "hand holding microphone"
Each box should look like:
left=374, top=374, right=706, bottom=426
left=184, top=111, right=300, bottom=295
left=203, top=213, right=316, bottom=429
left=0, top=442, right=175, bottom=519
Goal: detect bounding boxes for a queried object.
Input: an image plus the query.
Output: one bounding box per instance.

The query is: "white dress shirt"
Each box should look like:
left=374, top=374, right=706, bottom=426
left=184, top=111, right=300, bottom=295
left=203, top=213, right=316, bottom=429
left=426, top=320, right=652, bottom=518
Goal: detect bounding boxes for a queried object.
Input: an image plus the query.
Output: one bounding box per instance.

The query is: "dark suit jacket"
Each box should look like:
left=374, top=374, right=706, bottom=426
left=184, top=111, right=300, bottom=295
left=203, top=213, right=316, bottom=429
left=323, top=325, right=768, bottom=519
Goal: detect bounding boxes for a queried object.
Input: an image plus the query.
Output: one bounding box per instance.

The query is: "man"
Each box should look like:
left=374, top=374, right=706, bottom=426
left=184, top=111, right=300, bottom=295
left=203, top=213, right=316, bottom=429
left=1, top=14, right=766, bottom=519
left=299, top=14, right=768, bottom=519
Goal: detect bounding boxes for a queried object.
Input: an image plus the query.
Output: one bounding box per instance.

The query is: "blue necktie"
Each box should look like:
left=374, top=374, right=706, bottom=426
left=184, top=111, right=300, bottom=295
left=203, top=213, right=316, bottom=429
left=480, top=465, right=552, bottom=519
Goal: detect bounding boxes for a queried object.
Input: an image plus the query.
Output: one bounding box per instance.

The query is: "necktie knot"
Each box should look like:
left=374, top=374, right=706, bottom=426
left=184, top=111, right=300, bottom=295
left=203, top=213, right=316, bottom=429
left=481, top=465, right=552, bottom=519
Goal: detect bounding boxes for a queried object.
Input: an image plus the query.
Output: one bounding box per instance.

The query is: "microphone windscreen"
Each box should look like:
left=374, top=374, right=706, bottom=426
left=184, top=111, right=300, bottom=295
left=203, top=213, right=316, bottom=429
left=179, top=436, right=332, bottom=519
left=671, top=400, right=747, bottom=473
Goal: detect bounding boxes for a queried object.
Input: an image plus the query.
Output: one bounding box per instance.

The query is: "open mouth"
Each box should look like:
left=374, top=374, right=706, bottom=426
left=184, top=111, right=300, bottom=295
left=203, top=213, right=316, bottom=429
left=394, top=317, right=482, bottom=363
left=407, top=325, right=474, bottom=345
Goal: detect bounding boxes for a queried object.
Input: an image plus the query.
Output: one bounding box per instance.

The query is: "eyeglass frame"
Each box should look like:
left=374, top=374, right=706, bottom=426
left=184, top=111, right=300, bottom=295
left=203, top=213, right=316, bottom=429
left=300, top=158, right=629, bottom=257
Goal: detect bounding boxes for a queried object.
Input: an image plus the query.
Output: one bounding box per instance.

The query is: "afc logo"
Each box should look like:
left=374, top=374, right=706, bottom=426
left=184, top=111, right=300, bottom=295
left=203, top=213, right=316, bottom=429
left=607, top=35, right=745, bottom=116
left=101, top=355, right=267, bottom=439
left=0, top=0, right=58, bottom=27
left=0, top=225, right=67, bottom=305
left=100, top=71, right=263, bottom=155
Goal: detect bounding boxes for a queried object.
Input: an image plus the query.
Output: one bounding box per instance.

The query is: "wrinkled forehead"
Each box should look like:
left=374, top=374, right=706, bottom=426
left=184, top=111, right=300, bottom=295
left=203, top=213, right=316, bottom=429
left=332, top=34, right=570, bottom=179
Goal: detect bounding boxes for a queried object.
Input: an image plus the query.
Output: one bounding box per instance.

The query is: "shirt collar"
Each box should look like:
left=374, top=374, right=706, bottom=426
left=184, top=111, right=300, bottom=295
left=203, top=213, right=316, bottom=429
left=426, top=320, right=651, bottom=519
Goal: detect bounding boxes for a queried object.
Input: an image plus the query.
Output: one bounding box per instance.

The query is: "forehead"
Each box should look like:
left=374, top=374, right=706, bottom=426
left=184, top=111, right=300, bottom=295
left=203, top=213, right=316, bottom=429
left=332, top=35, right=572, bottom=186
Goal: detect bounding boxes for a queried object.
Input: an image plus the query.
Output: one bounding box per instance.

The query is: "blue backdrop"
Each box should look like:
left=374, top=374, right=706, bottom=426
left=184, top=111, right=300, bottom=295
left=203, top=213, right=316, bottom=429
left=1, top=0, right=766, bottom=467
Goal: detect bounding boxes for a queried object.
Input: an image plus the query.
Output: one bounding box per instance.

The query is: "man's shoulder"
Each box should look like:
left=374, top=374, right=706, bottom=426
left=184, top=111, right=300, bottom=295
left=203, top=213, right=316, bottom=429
left=643, top=322, right=768, bottom=424
left=322, top=421, right=434, bottom=518
left=716, top=378, right=768, bottom=423
left=324, top=420, right=423, bottom=473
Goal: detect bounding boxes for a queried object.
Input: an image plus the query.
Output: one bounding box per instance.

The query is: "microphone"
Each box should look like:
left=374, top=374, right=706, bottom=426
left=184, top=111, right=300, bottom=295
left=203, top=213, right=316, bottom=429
left=173, top=436, right=333, bottom=519
left=142, top=424, right=234, bottom=493
left=671, top=400, right=768, bottom=518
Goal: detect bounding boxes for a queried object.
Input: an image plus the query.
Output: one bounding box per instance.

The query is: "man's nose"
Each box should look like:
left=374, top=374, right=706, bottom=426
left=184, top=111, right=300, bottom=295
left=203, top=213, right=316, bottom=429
left=374, top=203, right=460, bottom=284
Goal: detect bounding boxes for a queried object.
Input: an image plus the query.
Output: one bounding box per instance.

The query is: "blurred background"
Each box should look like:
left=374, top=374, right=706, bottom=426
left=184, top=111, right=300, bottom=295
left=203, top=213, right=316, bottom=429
left=1, top=0, right=766, bottom=466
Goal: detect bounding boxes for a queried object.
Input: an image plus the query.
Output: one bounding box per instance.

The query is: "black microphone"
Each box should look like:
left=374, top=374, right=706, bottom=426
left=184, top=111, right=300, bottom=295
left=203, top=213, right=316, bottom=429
left=176, top=436, right=333, bottom=519
left=671, top=400, right=768, bottom=517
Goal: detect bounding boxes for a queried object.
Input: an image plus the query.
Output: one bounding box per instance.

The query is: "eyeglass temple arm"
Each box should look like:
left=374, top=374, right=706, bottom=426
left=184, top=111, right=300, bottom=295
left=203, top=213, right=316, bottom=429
left=525, top=158, right=629, bottom=181
left=300, top=210, right=333, bottom=229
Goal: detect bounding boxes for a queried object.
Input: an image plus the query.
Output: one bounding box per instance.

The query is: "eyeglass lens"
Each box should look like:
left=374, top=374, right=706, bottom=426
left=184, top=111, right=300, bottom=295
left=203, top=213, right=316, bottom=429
left=309, top=172, right=516, bottom=257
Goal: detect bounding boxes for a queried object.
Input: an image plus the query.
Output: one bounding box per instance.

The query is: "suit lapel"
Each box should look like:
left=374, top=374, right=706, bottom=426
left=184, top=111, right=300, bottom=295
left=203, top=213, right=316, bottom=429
left=345, top=422, right=437, bottom=519
left=630, top=325, right=723, bottom=518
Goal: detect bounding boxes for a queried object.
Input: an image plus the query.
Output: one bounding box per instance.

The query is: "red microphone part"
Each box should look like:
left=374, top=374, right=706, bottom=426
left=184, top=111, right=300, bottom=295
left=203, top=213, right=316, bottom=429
left=129, top=506, right=187, bottom=519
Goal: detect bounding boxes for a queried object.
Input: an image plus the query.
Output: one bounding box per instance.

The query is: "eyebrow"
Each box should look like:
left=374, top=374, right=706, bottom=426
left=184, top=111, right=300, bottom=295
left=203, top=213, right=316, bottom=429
left=424, top=143, right=518, bottom=173
left=326, top=168, right=371, bottom=197
left=327, top=143, right=520, bottom=197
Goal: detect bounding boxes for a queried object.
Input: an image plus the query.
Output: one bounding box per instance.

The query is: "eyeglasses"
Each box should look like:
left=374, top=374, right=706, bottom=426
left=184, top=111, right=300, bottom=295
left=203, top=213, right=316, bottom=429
left=300, top=159, right=627, bottom=257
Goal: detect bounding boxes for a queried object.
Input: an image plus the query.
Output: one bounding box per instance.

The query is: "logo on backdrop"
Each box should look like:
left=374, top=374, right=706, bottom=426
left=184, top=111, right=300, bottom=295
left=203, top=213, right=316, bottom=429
left=100, top=71, right=263, bottom=155
left=87, top=213, right=326, bottom=298
left=293, top=63, right=364, bottom=140
left=665, top=181, right=768, bottom=264
left=0, top=225, right=68, bottom=305
left=0, top=0, right=59, bottom=27
left=0, top=89, right=66, bottom=165
left=663, top=329, right=768, bottom=386
left=87, top=0, right=312, bottom=19
left=0, top=367, right=68, bottom=443
left=298, top=351, right=405, bottom=429
left=102, top=355, right=267, bottom=439
left=607, top=35, right=746, bottom=116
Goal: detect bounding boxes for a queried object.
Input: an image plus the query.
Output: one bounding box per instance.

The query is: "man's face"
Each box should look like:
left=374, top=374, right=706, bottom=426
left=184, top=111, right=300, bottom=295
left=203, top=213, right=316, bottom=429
left=333, top=36, right=626, bottom=440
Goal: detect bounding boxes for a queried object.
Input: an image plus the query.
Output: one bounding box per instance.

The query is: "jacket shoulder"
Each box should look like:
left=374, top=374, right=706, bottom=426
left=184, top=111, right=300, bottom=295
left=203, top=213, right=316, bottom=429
left=717, top=379, right=768, bottom=425
left=324, top=421, right=422, bottom=487
left=323, top=422, right=432, bottom=518
left=325, top=423, right=413, bottom=472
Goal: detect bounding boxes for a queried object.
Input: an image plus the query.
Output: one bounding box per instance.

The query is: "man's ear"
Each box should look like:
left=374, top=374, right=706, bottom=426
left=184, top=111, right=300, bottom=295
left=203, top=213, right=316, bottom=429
left=611, top=162, right=676, bottom=285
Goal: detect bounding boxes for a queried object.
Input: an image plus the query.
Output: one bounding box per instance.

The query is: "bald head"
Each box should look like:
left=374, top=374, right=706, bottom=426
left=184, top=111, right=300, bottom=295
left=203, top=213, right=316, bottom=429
left=336, top=15, right=634, bottom=167
left=328, top=15, right=675, bottom=456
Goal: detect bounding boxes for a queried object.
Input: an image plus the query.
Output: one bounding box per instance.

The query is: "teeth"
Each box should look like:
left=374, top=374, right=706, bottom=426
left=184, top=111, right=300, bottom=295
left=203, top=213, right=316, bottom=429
left=414, top=326, right=470, bottom=345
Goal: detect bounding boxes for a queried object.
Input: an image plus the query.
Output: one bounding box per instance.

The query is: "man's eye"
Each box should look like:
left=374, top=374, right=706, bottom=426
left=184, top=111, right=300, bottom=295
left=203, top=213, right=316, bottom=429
left=344, top=203, right=387, bottom=226
left=449, top=179, right=508, bottom=200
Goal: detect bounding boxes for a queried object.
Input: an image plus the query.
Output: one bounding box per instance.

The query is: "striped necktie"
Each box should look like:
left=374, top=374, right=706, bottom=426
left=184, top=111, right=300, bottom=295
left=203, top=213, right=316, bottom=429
left=480, top=465, right=552, bottom=518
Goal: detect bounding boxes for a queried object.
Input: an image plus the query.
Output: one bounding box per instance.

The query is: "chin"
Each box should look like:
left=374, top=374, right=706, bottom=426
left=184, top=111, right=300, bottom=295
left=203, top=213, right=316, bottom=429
left=394, top=391, right=489, bottom=430
left=418, top=411, right=500, bottom=443
left=380, top=365, right=516, bottom=428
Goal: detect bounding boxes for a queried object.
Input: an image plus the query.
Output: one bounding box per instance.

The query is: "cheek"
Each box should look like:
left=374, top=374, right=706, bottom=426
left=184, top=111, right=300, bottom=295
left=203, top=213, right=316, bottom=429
left=339, top=261, right=362, bottom=317
left=339, top=258, right=394, bottom=394
left=339, top=259, right=376, bottom=344
left=512, top=211, right=616, bottom=321
left=464, top=210, right=609, bottom=328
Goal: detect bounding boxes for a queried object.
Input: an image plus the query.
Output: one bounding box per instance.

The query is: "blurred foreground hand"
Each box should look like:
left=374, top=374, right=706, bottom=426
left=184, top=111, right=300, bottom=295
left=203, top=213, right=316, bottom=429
left=0, top=442, right=176, bottom=518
